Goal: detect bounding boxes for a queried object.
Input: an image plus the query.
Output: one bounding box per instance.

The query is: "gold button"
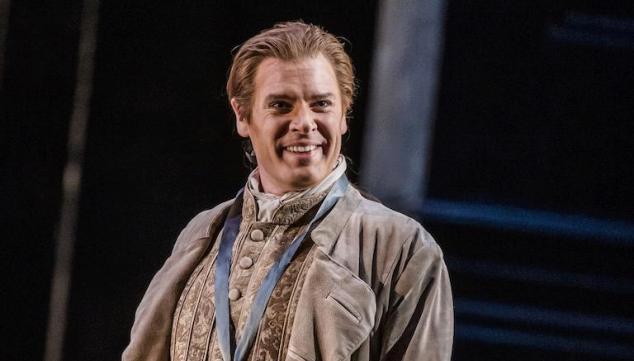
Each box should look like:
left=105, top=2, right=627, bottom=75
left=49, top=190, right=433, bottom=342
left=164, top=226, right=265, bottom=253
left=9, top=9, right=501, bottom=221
left=250, top=229, right=264, bottom=242
left=239, top=256, right=253, bottom=269
left=228, top=288, right=241, bottom=301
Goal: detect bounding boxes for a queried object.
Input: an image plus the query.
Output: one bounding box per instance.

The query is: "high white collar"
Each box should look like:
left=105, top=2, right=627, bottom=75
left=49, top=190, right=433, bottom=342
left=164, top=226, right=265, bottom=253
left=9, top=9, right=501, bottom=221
left=246, top=155, right=347, bottom=222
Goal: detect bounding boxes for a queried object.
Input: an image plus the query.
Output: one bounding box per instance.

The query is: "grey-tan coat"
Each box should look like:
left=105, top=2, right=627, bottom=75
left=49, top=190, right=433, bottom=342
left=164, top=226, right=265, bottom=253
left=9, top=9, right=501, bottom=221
left=123, top=186, right=453, bottom=361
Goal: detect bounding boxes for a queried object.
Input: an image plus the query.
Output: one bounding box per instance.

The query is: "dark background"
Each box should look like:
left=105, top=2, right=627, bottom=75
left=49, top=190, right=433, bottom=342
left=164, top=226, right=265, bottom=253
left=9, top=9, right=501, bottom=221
left=2, top=0, right=632, bottom=360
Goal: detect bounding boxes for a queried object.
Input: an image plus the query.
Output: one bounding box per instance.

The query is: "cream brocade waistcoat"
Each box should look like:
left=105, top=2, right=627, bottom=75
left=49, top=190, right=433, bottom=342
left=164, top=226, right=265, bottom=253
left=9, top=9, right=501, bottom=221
left=170, top=186, right=329, bottom=361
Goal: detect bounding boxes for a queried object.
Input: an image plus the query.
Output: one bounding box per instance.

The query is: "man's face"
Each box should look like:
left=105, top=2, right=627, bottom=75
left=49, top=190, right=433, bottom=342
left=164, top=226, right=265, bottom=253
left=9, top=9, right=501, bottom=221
left=232, top=54, right=347, bottom=195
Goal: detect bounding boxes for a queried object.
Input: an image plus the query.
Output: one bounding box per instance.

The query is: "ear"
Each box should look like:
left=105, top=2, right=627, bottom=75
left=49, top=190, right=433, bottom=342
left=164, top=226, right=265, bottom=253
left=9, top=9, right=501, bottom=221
left=339, top=114, right=348, bottom=134
left=231, top=98, right=249, bottom=137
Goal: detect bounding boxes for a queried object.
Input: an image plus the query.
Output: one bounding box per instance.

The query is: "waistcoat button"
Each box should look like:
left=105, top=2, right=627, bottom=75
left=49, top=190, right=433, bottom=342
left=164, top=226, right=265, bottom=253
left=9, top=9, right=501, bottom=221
left=228, top=288, right=241, bottom=301
left=250, top=229, right=264, bottom=242
left=239, top=256, right=253, bottom=269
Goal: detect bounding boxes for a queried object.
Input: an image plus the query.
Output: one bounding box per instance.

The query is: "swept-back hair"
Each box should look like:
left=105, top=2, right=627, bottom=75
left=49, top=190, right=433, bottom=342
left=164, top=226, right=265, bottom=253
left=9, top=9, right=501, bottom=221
left=227, top=21, right=356, bottom=121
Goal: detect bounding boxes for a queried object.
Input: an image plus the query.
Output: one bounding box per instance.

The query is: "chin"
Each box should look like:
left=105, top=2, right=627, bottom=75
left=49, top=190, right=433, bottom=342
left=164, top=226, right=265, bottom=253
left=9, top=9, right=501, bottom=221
left=289, top=169, right=324, bottom=189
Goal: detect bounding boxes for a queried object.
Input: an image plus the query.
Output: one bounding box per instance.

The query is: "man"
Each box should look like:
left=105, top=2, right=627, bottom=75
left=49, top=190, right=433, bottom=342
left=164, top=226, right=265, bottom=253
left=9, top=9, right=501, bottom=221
left=123, top=21, right=453, bottom=361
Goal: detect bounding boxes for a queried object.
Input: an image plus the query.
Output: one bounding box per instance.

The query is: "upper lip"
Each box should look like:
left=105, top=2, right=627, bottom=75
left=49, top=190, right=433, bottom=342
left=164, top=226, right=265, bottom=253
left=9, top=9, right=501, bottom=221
left=282, top=142, right=322, bottom=148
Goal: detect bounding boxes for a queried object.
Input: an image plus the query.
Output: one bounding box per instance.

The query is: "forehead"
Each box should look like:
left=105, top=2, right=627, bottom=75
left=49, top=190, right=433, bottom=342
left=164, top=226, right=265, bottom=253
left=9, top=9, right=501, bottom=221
left=253, top=54, right=340, bottom=98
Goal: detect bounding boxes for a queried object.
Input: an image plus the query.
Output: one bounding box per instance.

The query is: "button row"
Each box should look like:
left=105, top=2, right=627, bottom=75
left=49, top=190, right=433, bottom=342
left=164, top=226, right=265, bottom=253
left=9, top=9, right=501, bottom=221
left=227, top=228, right=265, bottom=302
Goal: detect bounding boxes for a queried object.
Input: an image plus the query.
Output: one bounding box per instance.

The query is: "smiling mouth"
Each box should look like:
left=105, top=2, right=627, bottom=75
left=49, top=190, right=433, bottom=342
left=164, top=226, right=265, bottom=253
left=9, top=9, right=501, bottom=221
left=284, top=145, right=320, bottom=153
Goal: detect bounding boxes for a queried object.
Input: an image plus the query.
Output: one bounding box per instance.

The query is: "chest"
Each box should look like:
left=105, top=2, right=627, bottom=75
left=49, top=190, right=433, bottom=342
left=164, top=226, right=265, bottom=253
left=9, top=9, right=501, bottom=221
left=171, top=222, right=376, bottom=361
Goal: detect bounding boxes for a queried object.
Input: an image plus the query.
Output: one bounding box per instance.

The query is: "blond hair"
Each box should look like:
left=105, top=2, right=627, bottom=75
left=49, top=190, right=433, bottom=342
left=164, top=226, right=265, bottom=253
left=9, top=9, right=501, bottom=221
left=227, top=21, right=356, bottom=120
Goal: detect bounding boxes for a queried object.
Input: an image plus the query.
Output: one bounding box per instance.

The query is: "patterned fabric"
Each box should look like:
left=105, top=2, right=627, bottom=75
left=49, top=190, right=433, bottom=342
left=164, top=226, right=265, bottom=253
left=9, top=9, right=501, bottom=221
left=171, top=239, right=220, bottom=361
left=171, top=185, right=327, bottom=361
left=249, top=241, right=316, bottom=361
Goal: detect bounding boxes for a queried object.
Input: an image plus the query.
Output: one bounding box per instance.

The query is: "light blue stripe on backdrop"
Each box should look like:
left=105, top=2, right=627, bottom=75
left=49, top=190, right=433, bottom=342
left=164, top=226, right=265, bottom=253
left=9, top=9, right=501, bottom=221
left=421, top=199, right=634, bottom=245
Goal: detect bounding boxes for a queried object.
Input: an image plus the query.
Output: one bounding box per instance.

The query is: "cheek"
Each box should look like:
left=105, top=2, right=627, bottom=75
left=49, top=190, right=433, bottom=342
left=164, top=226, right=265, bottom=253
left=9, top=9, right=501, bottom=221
left=327, top=124, right=343, bottom=144
left=257, top=132, right=283, bottom=157
left=273, top=123, right=288, bottom=140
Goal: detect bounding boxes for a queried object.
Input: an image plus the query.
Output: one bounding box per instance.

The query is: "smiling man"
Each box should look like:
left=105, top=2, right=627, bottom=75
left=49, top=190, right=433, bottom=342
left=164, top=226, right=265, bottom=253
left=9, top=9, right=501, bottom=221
left=233, top=54, right=346, bottom=195
left=123, top=21, right=453, bottom=361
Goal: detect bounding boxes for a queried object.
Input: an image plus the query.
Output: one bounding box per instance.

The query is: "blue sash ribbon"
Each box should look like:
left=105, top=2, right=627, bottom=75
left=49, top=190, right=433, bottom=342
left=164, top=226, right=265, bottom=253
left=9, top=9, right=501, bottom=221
left=214, top=175, right=349, bottom=361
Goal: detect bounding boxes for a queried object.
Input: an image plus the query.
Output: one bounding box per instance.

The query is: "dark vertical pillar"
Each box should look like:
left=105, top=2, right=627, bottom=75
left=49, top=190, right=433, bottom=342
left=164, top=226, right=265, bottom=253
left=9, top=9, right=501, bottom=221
left=43, top=0, right=99, bottom=360
left=0, top=0, right=82, bottom=360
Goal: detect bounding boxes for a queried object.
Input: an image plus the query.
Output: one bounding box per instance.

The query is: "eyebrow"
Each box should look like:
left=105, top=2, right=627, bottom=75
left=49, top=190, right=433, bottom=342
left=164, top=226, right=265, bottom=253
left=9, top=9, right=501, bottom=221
left=264, top=94, right=295, bottom=104
left=263, top=92, right=336, bottom=104
left=309, top=92, right=335, bottom=100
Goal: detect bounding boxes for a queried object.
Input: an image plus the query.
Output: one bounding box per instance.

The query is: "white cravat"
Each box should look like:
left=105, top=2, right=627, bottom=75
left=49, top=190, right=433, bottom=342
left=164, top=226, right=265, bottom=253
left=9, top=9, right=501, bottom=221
left=246, top=155, right=347, bottom=222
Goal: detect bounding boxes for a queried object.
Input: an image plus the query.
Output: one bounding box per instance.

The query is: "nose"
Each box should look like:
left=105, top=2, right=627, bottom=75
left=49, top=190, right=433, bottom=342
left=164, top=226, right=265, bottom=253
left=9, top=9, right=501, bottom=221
left=290, top=103, right=317, bottom=133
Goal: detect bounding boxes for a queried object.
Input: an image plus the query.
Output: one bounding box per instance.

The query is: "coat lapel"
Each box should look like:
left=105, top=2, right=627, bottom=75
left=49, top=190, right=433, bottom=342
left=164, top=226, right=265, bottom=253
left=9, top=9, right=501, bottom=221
left=288, top=188, right=376, bottom=361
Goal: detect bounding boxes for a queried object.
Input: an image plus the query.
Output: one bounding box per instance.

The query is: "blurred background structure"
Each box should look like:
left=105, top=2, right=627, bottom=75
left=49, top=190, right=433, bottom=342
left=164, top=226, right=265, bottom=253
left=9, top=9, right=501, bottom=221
left=1, top=0, right=633, bottom=360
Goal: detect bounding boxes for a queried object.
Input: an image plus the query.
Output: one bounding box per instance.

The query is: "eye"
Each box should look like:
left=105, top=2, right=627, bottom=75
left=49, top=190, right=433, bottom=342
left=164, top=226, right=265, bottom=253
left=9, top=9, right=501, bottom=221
left=269, top=100, right=292, bottom=113
left=312, top=99, right=332, bottom=111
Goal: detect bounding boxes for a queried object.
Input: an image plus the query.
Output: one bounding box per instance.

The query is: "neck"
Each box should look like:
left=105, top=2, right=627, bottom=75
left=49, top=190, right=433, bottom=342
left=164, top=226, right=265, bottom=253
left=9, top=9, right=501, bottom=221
left=258, top=177, right=307, bottom=196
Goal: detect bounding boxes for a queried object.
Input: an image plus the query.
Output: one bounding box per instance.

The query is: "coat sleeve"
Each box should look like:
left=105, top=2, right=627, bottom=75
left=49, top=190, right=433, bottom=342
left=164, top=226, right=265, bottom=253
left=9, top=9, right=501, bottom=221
left=122, top=205, right=229, bottom=361
left=379, top=226, right=454, bottom=361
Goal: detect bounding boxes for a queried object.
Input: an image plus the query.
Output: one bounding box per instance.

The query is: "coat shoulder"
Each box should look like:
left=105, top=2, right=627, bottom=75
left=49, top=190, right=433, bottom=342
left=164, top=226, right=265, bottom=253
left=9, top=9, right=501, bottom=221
left=171, top=199, right=234, bottom=253
left=351, top=188, right=439, bottom=251
left=324, top=187, right=444, bottom=286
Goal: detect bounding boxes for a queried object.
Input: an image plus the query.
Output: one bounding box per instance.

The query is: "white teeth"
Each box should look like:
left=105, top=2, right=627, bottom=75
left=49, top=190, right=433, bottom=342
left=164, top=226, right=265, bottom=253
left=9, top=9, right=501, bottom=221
left=285, top=145, right=317, bottom=153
